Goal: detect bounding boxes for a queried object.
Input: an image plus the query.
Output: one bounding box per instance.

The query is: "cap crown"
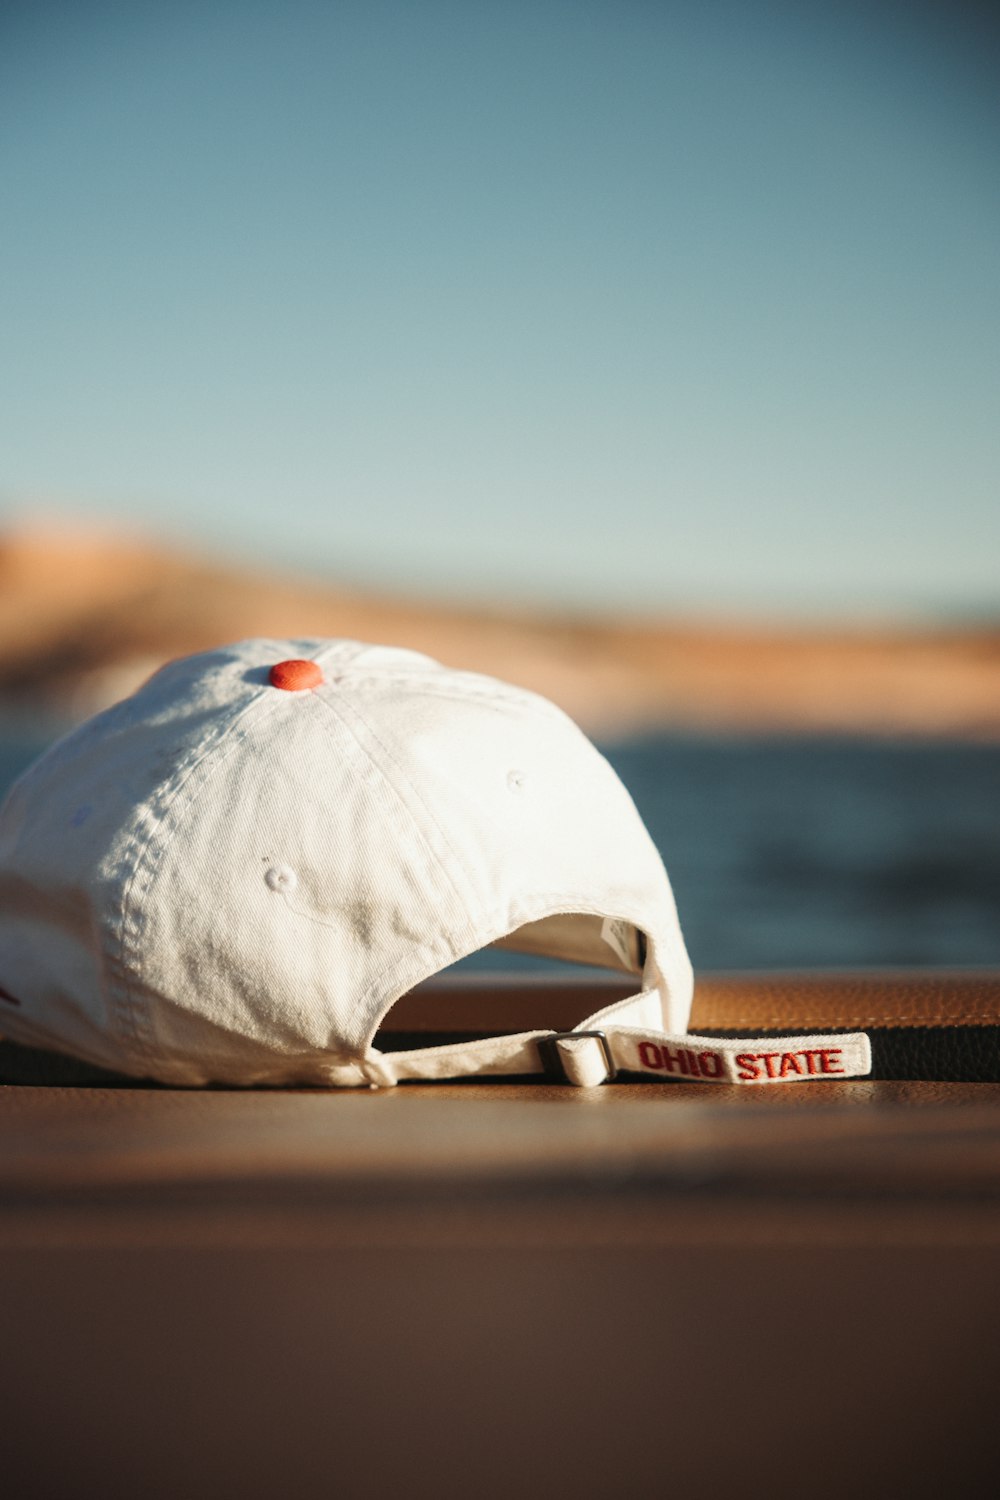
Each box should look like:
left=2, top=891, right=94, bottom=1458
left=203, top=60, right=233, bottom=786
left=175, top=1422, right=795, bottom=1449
left=0, top=639, right=691, bottom=1084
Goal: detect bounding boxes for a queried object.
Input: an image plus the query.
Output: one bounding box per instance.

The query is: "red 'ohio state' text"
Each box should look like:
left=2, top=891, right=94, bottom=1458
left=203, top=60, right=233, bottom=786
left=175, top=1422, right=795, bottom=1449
left=636, top=1040, right=846, bottom=1081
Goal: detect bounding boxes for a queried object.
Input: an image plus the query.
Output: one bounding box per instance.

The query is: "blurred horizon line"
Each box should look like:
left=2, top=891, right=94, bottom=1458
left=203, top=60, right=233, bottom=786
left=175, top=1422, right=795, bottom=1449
left=3, top=494, right=998, bottom=632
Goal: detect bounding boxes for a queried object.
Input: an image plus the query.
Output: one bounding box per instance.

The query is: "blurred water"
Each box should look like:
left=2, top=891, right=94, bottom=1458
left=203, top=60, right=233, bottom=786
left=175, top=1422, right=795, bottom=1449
left=1, top=730, right=997, bottom=970
left=605, top=735, right=1000, bottom=970
left=0, top=739, right=47, bottom=802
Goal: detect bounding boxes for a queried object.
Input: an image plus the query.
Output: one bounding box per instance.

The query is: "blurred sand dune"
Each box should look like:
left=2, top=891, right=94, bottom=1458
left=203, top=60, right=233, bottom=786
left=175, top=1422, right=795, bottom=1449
left=1, top=525, right=998, bottom=739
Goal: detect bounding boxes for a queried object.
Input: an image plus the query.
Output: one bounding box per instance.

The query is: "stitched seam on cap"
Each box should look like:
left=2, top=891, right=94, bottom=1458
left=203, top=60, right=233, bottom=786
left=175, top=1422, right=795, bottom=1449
left=308, top=692, right=487, bottom=1042
left=311, top=689, right=478, bottom=932
left=312, top=640, right=370, bottom=671
left=111, top=699, right=282, bottom=1064
left=106, top=689, right=284, bottom=1069
left=334, top=673, right=567, bottom=721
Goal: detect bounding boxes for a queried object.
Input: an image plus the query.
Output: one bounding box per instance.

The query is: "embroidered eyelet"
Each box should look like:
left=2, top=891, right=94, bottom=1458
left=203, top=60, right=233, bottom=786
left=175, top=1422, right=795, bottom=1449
left=265, top=864, right=298, bottom=893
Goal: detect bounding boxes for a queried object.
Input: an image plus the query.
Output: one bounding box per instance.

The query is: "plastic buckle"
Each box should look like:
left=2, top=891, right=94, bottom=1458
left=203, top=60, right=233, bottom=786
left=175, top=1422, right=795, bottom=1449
left=537, top=1029, right=617, bottom=1084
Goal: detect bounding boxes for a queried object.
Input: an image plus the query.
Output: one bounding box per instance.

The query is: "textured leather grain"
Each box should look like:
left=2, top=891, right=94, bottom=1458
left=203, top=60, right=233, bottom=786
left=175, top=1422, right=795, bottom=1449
left=3, top=970, right=1000, bottom=1084
left=4, top=1078, right=1000, bottom=1208
left=4, top=982, right=1000, bottom=1500
left=690, top=972, right=1000, bottom=1081
left=691, top=970, right=1000, bottom=1031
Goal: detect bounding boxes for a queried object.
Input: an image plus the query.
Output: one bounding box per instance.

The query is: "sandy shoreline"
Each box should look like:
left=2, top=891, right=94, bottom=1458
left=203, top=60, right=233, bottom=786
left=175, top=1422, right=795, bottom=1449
left=1, top=526, right=998, bottom=739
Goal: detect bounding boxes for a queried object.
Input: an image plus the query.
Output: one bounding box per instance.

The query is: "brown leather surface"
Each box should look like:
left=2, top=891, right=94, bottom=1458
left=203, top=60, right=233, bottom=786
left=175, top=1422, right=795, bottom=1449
left=3, top=1238, right=997, bottom=1499
left=4, top=1078, right=1000, bottom=1250
left=387, top=968, right=1000, bottom=1033
left=691, top=969, right=1000, bottom=1030
left=4, top=1002, right=1000, bottom=1496
left=4, top=972, right=998, bottom=1087
left=3, top=1077, right=1000, bottom=1498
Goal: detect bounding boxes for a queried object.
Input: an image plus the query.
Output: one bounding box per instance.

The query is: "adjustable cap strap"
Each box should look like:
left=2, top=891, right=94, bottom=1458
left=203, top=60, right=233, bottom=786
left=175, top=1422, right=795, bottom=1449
left=329, top=1030, right=558, bottom=1088
left=343, top=1019, right=871, bottom=1089
left=585, top=1026, right=872, bottom=1085
left=563, top=986, right=872, bottom=1085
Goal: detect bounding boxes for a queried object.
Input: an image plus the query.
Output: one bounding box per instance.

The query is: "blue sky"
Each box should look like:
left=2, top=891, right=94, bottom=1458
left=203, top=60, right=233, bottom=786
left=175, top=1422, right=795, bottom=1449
left=1, top=1, right=998, bottom=619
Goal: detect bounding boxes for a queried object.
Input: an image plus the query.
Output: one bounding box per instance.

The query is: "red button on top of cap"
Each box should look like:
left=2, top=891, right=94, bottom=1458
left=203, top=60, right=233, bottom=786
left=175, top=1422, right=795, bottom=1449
left=269, top=659, right=324, bottom=691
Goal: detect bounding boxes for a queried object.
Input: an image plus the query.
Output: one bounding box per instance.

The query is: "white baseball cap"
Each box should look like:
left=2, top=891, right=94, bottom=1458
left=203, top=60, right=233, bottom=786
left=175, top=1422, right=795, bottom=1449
left=0, top=639, right=870, bottom=1088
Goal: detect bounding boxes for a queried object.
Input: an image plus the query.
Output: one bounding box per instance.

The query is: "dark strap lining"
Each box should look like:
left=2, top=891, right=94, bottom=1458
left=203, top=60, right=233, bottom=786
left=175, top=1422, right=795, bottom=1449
left=0, top=1040, right=158, bottom=1087
left=698, top=1025, right=1000, bottom=1083
left=4, top=1025, right=1000, bottom=1085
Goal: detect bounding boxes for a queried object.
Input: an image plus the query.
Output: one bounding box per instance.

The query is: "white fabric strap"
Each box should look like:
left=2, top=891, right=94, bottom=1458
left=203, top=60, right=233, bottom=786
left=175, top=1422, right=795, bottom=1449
left=331, top=987, right=872, bottom=1089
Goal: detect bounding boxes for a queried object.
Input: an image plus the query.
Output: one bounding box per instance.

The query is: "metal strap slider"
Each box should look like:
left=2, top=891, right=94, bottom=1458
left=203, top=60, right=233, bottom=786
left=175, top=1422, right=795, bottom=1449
left=537, top=1029, right=617, bottom=1084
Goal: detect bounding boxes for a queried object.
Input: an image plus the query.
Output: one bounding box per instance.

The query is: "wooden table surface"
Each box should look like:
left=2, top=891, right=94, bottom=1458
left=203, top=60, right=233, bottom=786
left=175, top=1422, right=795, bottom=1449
left=3, top=973, right=999, bottom=1499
